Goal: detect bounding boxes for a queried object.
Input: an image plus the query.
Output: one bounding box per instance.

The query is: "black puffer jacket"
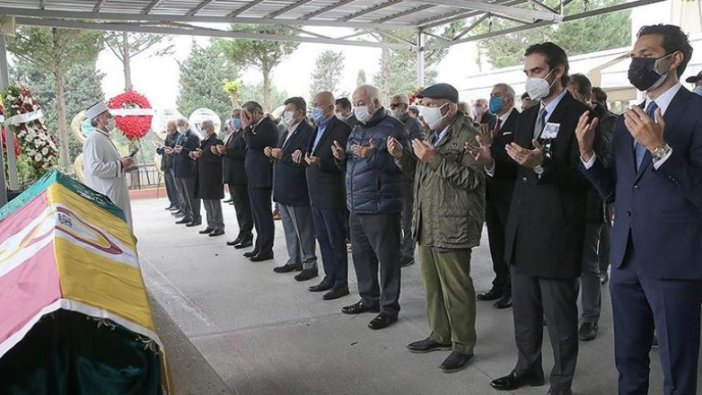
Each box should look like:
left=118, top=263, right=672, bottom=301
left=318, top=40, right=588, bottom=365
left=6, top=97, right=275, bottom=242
left=343, top=108, right=409, bottom=214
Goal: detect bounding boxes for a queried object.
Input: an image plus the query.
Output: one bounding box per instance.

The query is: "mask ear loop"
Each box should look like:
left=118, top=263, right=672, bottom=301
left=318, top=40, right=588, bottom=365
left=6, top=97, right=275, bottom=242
left=654, top=52, right=676, bottom=75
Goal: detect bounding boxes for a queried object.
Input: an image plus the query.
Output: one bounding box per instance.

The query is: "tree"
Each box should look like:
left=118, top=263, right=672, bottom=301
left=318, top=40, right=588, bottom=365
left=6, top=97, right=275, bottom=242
left=309, top=50, right=345, bottom=97
left=8, top=27, right=103, bottom=170
left=238, top=82, right=288, bottom=111
left=177, top=41, right=240, bottom=124
left=217, top=25, right=300, bottom=111
left=105, top=32, right=174, bottom=91
left=373, top=22, right=465, bottom=101
left=356, top=69, right=367, bottom=86
left=477, top=0, right=631, bottom=68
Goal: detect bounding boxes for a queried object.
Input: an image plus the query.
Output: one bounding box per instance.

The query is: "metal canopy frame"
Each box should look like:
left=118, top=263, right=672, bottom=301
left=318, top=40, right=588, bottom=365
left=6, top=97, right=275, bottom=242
left=0, top=0, right=666, bottom=51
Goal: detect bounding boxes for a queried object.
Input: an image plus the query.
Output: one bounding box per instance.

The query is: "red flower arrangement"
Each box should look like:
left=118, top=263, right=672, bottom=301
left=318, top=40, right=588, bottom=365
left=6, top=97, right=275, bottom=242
left=107, top=91, right=153, bottom=141
left=409, top=89, right=420, bottom=105
left=0, top=102, right=21, bottom=157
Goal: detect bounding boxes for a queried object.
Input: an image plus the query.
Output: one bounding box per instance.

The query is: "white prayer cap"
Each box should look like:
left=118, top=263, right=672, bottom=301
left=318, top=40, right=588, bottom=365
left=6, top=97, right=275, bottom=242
left=85, top=102, right=109, bottom=120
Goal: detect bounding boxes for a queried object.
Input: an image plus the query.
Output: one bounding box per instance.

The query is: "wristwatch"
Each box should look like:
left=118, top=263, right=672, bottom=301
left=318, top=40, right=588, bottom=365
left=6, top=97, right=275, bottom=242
left=651, top=143, right=672, bottom=162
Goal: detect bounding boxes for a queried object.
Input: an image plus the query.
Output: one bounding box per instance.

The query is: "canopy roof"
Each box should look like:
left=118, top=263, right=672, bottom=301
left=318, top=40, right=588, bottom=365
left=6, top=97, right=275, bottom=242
left=0, top=0, right=665, bottom=49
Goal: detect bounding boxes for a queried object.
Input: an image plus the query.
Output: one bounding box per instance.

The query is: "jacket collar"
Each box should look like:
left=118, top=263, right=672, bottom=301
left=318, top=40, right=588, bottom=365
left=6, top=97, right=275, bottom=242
left=361, top=107, right=388, bottom=128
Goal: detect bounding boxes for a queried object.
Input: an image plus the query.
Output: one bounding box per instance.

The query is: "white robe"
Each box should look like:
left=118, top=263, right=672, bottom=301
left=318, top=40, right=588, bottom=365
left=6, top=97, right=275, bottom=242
left=82, top=129, right=133, bottom=230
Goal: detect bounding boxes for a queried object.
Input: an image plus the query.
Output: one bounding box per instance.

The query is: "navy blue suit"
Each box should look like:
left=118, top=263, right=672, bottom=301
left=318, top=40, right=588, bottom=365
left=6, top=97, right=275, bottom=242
left=581, top=86, right=702, bottom=395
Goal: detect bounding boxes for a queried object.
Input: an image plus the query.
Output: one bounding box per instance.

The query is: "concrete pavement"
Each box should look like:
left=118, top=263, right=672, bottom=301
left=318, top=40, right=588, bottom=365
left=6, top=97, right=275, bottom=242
left=135, top=197, right=689, bottom=395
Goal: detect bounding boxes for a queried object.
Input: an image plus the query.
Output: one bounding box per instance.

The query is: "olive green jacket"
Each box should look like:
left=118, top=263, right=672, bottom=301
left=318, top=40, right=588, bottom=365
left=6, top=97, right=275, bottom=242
left=396, top=113, right=485, bottom=250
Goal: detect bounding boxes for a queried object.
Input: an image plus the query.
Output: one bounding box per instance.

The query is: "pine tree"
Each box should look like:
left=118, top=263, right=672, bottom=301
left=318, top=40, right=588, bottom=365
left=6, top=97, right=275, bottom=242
left=309, top=50, right=345, bottom=97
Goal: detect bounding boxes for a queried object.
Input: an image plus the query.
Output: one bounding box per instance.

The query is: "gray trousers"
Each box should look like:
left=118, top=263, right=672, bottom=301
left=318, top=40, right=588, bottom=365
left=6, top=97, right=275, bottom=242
left=579, top=222, right=603, bottom=324
left=203, top=199, right=224, bottom=231
left=512, top=268, right=579, bottom=391
left=176, top=177, right=201, bottom=222
left=349, top=213, right=402, bottom=317
left=400, top=180, right=416, bottom=264
left=279, top=204, right=317, bottom=270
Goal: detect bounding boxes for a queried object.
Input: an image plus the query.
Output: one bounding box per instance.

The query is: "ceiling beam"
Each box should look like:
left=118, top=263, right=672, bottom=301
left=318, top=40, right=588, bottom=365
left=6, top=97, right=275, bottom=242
left=418, top=0, right=562, bottom=22
left=415, top=0, right=524, bottom=29
left=372, top=4, right=434, bottom=24
left=527, top=0, right=559, bottom=14
left=92, top=0, right=108, bottom=13
left=40, top=0, right=46, bottom=10
left=338, top=0, right=400, bottom=22
left=298, top=0, right=357, bottom=19
left=15, top=17, right=413, bottom=49
left=187, top=0, right=218, bottom=16
left=0, top=7, right=412, bottom=30
left=453, top=13, right=490, bottom=40
left=228, top=0, right=267, bottom=17
left=141, top=0, right=164, bottom=14
left=266, top=0, right=315, bottom=18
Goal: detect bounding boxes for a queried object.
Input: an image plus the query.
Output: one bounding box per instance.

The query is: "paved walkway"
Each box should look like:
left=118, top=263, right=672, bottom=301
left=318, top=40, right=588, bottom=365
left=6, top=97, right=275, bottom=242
left=134, top=198, right=686, bottom=395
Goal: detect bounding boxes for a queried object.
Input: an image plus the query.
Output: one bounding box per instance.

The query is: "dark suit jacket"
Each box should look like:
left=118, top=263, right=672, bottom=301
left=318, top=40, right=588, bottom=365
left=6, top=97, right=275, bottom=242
left=195, top=133, right=224, bottom=200
left=273, top=122, right=315, bottom=207
left=242, top=117, right=277, bottom=189
left=157, top=132, right=178, bottom=171
left=503, top=91, right=590, bottom=279
left=581, top=87, right=702, bottom=280
left=173, top=130, right=200, bottom=178
left=343, top=114, right=360, bottom=128
left=487, top=108, right=520, bottom=209
left=306, top=117, right=352, bottom=210
left=222, top=129, right=247, bottom=185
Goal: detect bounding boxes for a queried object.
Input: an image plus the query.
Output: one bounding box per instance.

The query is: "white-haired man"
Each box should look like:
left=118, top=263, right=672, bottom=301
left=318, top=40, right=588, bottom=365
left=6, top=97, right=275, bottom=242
left=83, top=101, right=134, bottom=229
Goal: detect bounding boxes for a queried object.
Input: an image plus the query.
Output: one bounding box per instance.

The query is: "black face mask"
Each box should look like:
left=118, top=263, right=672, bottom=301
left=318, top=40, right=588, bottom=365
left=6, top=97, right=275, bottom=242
left=627, top=53, right=673, bottom=92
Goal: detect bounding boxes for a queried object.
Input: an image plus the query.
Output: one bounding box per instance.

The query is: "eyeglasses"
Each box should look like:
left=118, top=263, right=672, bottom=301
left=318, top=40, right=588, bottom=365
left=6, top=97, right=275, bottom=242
left=389, top=103, right=402, bottom=109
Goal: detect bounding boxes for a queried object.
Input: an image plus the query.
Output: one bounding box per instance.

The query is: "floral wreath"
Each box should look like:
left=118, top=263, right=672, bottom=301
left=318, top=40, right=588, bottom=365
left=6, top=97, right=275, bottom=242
left=2, top=85, right=57, bottom=171
left=409, top=89, right=420, bottom=105
left=0, top=101, right=21, bottom=157
left=107, top=91, right=153, bottom=141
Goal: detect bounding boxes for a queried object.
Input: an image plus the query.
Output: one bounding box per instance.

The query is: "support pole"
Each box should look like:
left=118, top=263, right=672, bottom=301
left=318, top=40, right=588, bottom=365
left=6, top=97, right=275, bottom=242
left=0, top=35, right=18, bottom=192
left=0, top=35, right=8, bottom=205
left=416, top=29, right=425, bottom=88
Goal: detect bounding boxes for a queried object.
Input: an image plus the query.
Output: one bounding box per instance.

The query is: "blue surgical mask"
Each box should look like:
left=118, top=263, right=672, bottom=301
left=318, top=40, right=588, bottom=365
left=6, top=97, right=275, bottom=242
left=488, top=96, right=504, bottom=114
left=230, top=118, right=241, bottom=130
left=311, top=107, right=325, bottom=123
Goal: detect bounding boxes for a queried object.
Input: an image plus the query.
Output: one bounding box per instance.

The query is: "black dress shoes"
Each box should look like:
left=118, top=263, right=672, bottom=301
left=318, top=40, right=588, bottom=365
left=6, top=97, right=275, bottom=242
left=477, top=288, right=503, bottom=301
left=491, top=369, right=545, bottom=391
left=234, top=240, right=253, bottom=249
left=294, top=269, right=318, bottom=281
left=400, top=257, right=414, bottom=267
left=368, top=314, right=397, bottom=330
left=578, top=322, right=598, bottom=341
left=273, top=264, right=302, bottom=273
left=243, top=251, right=258, bottom=258
left=341, top=301, right=379, bottom=315
left=199, top=228, right=214, bottom=234
left=322, top=287, right=349, bottom=300
left=226, top=237, right=243, bottom=246
left=175, top=218, right=190, bottom=224
left=546, top=389, right=573, bottom=395
left=186, top=220, right=202, bottom=227
left=308, top=281, right=333, bottom=292
left=250, top=252, right=274, bottom=262
left=209, top=230, right=225, bottom=237
left=407, top=337, right=451, bottom=353
left=440, top=352, right=473, bottom=373
left=495, top=295, right=512, bottom=309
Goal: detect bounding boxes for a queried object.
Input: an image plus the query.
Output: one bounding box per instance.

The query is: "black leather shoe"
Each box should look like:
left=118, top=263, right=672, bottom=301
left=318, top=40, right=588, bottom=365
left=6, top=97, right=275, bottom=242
left=400, top=257, right=414, bottom=267
left=173, top=212, right=185, bottom=218
left=294, top=269, right=318, bottom=281
left=491, top=369, right=545, bottom=391
left=440, top=351, right=473, bottom=373
left=273, top=264, right=302, bottom=273
left=223, top=198, right=233, bottom=203
left=250, top=252, right=274, bottom=262
left=243, top=251, right=258, bottom=258
left=171, top=210, right=184, bottom=216
left=308, top=281, right=333, bottom=292
left=209, top=230, right=225, bottom=237
left=342, top=301, right=379, bottom=315
left=175, top=218, right=191, bottom=224
left=226, top=237, right=243, bottom=246
left=407, top=337, right=451, bottom=353
left=322, top=287, right=349, bottom=300
left=578, top=322, right=598, bottom=341
left=495, top=295, right=512, bottom=309
left=234, top=240, right=253, bottom=249
left=186, top=220, right=202, bottom=227
left=546, top=389, right=573, bottom=395
left=199, top=228, right=214, bottom=234
left=477, top=288, right=503, bottom=301
left=368, top=314, right=397, bottom=330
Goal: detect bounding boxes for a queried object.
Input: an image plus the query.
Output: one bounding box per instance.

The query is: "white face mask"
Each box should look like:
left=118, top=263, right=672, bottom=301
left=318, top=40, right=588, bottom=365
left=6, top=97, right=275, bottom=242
left=177, top=126, right=187, bottom=134
left=354, top=106, right=372, bottom=123
left=392, top=108, right=404, bottom=119
left=525, top=69, right=556, bottom=101
left=282, top=111, right=294, bottom=125
left=418, top=104, right=447, bottom=130
left=105, top=118, right=116, bottom=131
